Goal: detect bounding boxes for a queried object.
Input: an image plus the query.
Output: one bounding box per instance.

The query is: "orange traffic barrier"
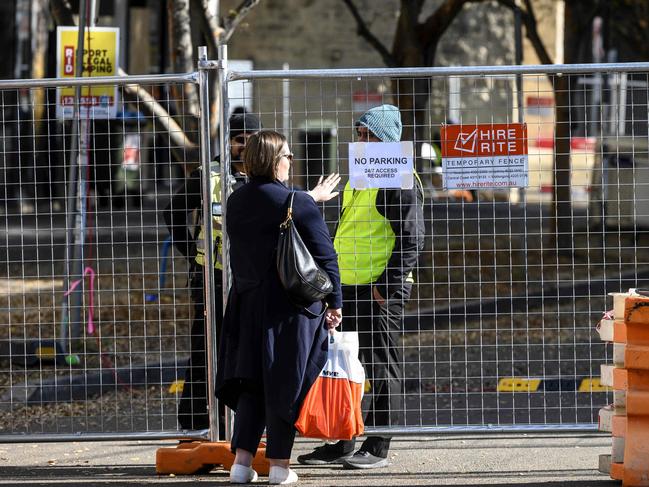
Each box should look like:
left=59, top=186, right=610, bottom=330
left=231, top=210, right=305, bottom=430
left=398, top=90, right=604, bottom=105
left=156, top=441, right=270, bottom=476
left=598, top=291, right=649, bottom=486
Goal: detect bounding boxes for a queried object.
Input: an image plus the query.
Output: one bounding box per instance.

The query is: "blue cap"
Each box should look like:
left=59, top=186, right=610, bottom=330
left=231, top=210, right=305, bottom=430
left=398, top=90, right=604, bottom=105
left=356, top=104, right=402, bottom=142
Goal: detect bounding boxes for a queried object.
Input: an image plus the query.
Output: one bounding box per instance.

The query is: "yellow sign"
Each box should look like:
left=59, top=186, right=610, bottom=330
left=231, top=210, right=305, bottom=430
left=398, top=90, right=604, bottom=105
left=168, top=380, right=185, bottom=394
left=578, top=377, right=612, bottom=392
left=56, top=26, right=120, bottom=119
left=497, top=377, right=541, bottom=392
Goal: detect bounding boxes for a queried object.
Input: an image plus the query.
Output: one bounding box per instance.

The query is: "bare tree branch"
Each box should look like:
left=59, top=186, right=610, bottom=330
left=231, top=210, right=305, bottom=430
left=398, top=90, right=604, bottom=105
left=342, top=0, right=397, bottom=67
left=221, top=0, right=261, bottom=44
left=49, top=0, right=75, bottom=26
left=118, top=67, right=198, bottom=156
left=497, top=0, right=553, bottom=65
left=418, top=0, right=474, bottom=48
left=169, top=0, right=200, bottom=117
left=519, top=0, right=553, bottom=65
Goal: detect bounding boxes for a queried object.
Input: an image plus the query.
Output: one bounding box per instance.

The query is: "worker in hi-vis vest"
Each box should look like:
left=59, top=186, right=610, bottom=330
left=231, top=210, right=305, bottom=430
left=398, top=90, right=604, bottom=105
left=298, top=105, right=425, bottom=469
left=164, top=111, right=262, bottom=433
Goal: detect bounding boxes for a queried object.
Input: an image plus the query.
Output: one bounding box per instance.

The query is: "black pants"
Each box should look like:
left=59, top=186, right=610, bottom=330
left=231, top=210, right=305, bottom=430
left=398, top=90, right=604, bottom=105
left=231, top=389, right=296, bottom=460
left=177, top=267, right=224, bottom=433
left=337, top=284, right=405, bottom=458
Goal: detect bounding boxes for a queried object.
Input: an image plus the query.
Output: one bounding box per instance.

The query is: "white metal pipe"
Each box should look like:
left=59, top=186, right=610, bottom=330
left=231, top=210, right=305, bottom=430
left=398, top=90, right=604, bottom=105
left=198, top=45, right=219, bottom=444
left=0, top=73, right=198, bottom=89
left=229, top=62, right=649, bottom=81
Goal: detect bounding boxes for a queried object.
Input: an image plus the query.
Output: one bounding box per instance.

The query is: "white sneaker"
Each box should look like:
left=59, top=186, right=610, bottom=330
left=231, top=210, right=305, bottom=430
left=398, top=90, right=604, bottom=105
left=268, top=466, right=298, bottom=485
left=230, top=463, right=258, bottom=483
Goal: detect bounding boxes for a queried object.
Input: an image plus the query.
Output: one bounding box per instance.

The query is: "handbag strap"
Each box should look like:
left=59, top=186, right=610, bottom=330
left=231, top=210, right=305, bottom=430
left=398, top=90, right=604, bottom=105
left=302, top=301, right=328, bottom=318
left=279, top=191, right=328, bottom=319
left=280, top=191, right=296, bottom=229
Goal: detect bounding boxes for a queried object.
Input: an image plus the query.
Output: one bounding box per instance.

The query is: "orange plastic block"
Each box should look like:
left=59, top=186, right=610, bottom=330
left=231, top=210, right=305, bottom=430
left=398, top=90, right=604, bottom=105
left=156, top=441, right=269, bottom=476
left=614, top=368, right=629, bottom=391
left=610, top=461, right=624, bottom=481
left=625, top=297, right=649, bottom=328
left=620, top=415, right=649, bottom=486
left=626, top=389, right=649, bottom=416
left=626, top=344, right=649, bottom=371
left=615, top=320, right=628, bottom=344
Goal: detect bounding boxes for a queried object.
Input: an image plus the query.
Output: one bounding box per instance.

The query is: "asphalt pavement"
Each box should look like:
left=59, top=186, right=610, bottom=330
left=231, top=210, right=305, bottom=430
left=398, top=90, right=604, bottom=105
left=0, top=434, right=619, bottom=486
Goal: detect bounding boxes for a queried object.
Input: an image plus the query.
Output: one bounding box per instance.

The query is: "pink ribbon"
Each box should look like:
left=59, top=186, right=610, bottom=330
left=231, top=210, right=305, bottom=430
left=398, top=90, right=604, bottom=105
left=64, top=266, right=96, bottom=335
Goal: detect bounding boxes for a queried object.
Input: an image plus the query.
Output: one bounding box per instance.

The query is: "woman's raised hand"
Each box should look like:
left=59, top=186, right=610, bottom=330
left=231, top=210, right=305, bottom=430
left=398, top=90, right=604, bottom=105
left=307, top=173, right=341, bottom=202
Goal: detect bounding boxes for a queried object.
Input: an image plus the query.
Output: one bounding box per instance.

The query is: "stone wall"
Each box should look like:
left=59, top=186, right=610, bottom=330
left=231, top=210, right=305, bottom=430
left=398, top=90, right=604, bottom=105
left=222, top=0, right=515, bottom=70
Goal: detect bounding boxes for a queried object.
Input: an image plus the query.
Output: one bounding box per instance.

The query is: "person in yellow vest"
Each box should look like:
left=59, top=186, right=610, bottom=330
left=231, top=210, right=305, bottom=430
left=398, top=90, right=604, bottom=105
left=298, top=104, right=425, bottom=469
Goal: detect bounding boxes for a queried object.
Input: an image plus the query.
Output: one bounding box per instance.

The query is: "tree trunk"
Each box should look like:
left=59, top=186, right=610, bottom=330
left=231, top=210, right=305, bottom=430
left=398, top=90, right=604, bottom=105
left=551, top=2, right=588, bottom=251
left=391, top=4, right=435, bottom=174
left=0, top=0, right=17, bottom=206
left=31, top=0, right=49, bottom=121
left=0, top=1, right=16, bottom=78
left=168, top=0, right=200, bottom=120
left=553, top=76, right=573, bottom=250
left=31, top=0, right=52, bottom=202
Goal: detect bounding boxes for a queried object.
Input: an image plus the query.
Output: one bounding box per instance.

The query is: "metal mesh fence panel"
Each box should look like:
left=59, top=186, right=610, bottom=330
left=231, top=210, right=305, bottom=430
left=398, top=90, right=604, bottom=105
left=2, top=62, right=647, bottom=442
left=0, top=75, right=205, bottom=439
left=223, top=64, right=649, bottom=433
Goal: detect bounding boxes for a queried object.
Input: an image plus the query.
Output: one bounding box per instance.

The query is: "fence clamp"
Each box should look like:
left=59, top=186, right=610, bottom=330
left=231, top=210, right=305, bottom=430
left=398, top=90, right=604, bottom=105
left=199, top=59, right=220, bottom=70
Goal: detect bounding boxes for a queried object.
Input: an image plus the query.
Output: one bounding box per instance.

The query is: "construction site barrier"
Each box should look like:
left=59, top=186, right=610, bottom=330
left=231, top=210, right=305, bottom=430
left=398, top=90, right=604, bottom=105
left=2, top=45, right=649, bottom=477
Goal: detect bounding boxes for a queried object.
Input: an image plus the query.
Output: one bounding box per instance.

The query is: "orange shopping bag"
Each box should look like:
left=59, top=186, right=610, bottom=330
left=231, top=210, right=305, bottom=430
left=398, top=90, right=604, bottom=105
left=295, top=331, right=365, bottom=440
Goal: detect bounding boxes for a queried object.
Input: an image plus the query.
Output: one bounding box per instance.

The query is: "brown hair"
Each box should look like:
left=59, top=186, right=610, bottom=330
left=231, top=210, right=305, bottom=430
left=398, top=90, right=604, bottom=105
left=243, top=130, right=287, bottom=179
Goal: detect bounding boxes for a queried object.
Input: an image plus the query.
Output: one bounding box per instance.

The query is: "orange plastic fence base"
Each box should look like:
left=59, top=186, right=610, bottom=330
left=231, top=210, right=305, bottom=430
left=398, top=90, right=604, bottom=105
left=610, top=295, right=649, bottom=486
left=155, top=441, right=269, bottom=476
left=611, top=461, right=649, bottom=486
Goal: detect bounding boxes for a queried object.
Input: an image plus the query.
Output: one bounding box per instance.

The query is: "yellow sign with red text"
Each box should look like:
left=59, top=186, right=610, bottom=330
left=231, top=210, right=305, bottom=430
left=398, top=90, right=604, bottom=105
left=440, top=123, right=528, bottom=190
left=56, top=27, right=120, bottom=119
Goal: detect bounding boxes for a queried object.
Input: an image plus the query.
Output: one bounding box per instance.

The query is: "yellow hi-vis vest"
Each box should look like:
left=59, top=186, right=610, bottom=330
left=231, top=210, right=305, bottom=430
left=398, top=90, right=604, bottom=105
left=333, top=182, right=395, bottom=285
left=195, top=166, right=223, bottom=270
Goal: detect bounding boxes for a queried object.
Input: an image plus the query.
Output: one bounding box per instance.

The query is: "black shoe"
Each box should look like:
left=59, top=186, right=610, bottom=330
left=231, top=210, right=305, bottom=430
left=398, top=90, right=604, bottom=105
left=296, top=443, right=354, bottom=465
left=342, top=450, right=389, bottom=469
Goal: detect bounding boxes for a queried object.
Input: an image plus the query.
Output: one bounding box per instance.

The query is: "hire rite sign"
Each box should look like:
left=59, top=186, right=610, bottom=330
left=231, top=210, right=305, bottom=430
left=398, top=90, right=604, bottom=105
left=440, top=123, right=529, bottom=190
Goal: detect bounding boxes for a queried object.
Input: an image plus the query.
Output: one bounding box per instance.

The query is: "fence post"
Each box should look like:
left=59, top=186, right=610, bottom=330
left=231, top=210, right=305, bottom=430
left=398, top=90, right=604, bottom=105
left=216, top=43, right=232, bottom=441
left=197, top=45, right=219, bottom=443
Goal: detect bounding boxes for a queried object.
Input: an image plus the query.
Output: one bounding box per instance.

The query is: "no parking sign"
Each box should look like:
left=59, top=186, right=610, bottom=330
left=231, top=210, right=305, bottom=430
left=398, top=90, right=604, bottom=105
left=348, top=141, right=414, bottom=189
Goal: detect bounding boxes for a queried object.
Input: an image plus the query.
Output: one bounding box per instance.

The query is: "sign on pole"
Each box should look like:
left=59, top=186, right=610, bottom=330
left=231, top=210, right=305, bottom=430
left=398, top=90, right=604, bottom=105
left=348, top=142, right=414, bottom=189
left=440, top=123, right=528, bottom=190
left=56, top=26, right=120, bottom=119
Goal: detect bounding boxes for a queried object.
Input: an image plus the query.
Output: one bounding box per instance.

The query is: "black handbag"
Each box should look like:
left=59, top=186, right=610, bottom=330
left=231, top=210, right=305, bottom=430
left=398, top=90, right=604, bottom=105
left=277, top=192, right=334, bottom=307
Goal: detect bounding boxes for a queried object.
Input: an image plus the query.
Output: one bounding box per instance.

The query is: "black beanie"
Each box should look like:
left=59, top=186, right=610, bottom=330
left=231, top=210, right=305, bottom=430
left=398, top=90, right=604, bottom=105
left=229, top=113, right=262, bottom=139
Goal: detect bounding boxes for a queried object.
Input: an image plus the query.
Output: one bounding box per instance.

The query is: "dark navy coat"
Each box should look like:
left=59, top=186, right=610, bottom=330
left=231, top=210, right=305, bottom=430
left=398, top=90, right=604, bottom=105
left=215, top=177, right=342, bottom=423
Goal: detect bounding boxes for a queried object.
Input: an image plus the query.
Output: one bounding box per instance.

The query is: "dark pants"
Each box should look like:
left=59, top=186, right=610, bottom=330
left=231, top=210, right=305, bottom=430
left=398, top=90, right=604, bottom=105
left=178, top=267, right=224, bottom=434
left=336, top=284, right=405, bottom=458
left=232, top=390, right=296, bottom=459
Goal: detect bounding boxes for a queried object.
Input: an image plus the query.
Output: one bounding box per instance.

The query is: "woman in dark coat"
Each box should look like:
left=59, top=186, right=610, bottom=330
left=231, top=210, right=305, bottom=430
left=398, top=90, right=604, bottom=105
left=215, top=130, right=343, bottom=485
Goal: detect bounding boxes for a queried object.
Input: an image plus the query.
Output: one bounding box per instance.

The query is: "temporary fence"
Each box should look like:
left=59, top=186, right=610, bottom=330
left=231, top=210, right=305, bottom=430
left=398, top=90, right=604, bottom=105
left=0, top=63, right=212, bottom=441
left=2, top=48, right=649, bottom=444
left=219, top=56, right=649, bottom=435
